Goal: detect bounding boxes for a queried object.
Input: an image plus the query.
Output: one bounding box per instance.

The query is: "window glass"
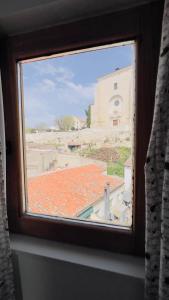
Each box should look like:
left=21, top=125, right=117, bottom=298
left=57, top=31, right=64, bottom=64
left=114, top=82, right=118, bottom=89
left=113, top=119, right=119, bottom=126
left=19, top=41, right=135, bottom=228
left=114, top=100, right=120, bottom=106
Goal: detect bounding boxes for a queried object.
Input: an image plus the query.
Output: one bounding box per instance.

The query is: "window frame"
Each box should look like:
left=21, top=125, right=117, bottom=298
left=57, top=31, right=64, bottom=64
left=0, top=1, right=163, bottom=256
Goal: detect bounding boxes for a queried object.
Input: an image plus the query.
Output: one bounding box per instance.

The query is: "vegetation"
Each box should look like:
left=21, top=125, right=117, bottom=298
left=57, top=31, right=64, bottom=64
left=25, top=127, right=36, bottom=134
left=117, top=147, right=131, bottom=164
left=56, top=116, right=74, bottom=131
left=80, top=146, right=130, bottom=161
left=36, top=122, right=48, bottom=131
left=80, top=144, right=97, bottom=157
left=107, top=162, right=124, bottom=177
left=81, top=146, right=131, bottom=178
left=26, top=122, right=49, bottom=133
left=107, top=147, right=131, bottom=177
left=85, top=105, right=91, bottom=128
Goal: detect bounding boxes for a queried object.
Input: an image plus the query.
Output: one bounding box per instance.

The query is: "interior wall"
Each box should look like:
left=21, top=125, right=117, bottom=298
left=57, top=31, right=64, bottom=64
left=12, top=250, right=144, bottom=300
left=0, top=0, right=160, bottom=37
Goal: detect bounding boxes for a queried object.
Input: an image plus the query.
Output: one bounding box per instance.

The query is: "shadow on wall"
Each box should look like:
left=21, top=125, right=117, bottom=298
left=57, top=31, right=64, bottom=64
left=12, top=251, right=144, bottom=300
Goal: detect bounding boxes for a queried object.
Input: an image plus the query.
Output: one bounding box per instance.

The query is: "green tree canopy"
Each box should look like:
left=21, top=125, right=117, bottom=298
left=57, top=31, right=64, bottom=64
left=85, top=105, right=91, bottom=128
left=36, top=122, right=48, bottom=131
left=56, top=115, right=74, bottom=131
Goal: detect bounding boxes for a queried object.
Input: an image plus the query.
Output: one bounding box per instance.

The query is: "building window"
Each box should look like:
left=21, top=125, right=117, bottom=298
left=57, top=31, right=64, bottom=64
left=113, top=119, right=119, bottom=126
left=114, top=82, right=118, bottom=89
left=114, top=99, right=120, bottom=106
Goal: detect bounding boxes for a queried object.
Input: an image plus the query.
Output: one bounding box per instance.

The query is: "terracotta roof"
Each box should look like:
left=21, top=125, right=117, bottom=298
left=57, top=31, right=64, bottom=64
left=27, top=164, right=123, bottom=218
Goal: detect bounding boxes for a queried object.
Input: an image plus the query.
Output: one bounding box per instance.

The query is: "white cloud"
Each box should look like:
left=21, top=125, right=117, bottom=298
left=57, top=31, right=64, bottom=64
left=24, top=61, right=95, bottom=127
left=40, top=79, right=56, bottom=90
left=66, top=81, right=95, bottom=101
left=33, top=61, right=74, bottom=81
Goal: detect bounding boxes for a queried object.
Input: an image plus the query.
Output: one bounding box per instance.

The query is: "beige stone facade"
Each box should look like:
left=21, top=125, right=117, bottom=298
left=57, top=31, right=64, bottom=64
left=90, top=65, right=134, bottom=130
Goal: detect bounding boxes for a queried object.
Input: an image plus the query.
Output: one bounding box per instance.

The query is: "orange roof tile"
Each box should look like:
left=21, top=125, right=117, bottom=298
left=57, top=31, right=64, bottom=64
left=27, top=164, right=123, bottom=218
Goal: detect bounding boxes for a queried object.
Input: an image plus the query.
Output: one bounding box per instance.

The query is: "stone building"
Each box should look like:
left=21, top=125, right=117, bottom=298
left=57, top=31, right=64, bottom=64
left=90, top=65, right=134, bottom=130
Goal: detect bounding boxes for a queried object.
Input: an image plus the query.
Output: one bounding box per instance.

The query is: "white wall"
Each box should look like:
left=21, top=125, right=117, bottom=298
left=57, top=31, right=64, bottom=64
left=13, top=252, right=144, bottom=300
left=124, top=165, right=132, bottom=191
left=91, top=66, right=133, bottom=129
left=11, top=235, right=144, bottom=300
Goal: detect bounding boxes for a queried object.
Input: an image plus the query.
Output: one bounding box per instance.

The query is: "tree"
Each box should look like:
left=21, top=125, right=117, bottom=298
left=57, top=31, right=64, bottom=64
left=36, top=122, right=48, bottom=132
left=25, top=127, right=36, bottom=134
left=85, top=105, right=91, bottom=128
left=56, top=116, right=74, bottom=131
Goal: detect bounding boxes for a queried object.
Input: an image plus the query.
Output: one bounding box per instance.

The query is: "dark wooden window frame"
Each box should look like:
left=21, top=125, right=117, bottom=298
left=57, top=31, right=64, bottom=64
left=0, top=1, right=163, bottom=256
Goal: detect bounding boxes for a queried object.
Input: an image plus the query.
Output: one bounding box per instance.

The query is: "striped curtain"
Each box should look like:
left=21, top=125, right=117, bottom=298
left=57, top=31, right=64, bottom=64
left=0, top=73, right=15, bottom=299
left=145, top=0, right=169, bottom=299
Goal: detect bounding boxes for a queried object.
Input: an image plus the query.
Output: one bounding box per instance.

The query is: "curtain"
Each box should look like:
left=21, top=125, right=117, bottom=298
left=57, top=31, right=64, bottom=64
left=0, top=73, right=15, bottom=299
left=145, top=0, right=169, bottom=299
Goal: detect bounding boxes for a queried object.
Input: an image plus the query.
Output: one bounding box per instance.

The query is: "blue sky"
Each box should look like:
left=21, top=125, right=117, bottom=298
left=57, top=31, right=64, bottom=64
left=23, top=43, right=134, bottom=128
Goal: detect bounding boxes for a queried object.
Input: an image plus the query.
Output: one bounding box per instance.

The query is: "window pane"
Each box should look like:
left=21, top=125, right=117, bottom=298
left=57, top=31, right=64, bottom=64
left=19, top=41, right=135, bottom=228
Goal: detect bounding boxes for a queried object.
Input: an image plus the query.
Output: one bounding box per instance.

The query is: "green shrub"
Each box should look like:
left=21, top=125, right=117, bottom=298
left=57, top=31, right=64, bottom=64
left=107, top=162, right=124, bottom=177
left=117, top=147, right=131, bottom=163
left=107, top=147, right=131, bottom=178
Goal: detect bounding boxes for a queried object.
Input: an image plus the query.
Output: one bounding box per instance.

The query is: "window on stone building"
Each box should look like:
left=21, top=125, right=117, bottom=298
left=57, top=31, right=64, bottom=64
left=114, top=99, right=120, bottom=106
left=113, top=119, right=119, bottom=126
left=114, top=82, right=118, bottom=89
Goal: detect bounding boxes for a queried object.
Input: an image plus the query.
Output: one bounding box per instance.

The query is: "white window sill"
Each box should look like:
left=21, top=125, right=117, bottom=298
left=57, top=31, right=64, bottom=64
left=10, top=234, right=144, bottom=280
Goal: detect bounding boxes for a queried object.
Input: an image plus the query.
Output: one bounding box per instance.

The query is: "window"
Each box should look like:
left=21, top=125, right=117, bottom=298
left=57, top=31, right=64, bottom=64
left=114, top=82, right=118, bottom=90
left=114, top=99, right=120, bottom=106
left=1, top=2, right=163, bottom=255
left=113, top=119, right=119, bottom=126
left=20, top=41, right=135, bottom=228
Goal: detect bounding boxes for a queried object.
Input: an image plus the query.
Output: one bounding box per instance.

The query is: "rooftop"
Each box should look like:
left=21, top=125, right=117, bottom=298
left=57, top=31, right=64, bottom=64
left=97, top=65, right=133, bottom=82
left=27, top=164, right=123, bottom=218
